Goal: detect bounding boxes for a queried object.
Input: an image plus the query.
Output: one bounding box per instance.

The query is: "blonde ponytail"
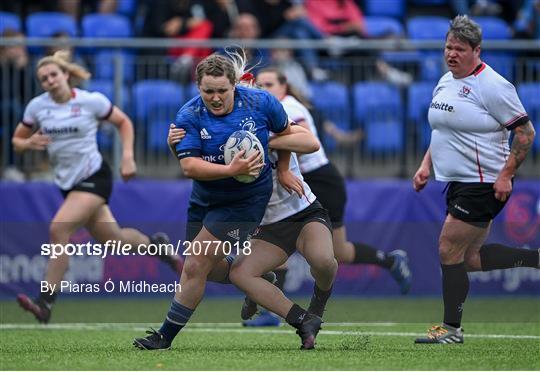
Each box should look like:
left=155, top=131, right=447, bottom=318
left=37, top=50, right=91, bottom=87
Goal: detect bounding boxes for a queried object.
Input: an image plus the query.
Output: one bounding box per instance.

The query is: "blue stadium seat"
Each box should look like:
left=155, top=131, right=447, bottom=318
left=310, top=81, right=351, bottom=130
left=407, top=16, right=449, bottom=40
left=353, top=82, right=402, bottom=124
left=93, top=50, right=135, bottom=82
left=353, top=82, right=403, bottom=153
left=86, top=79, right=130, bottom=149
left=409, top=0, right=446, bottom=4
left=82, top=13, right=132, bottom=38
left=364, top=0, right=406, bottom=19
left=482, top=52, right=514, bottom=81
left=473, top=17, right=511, bottom=39
left=518, top=83, right=540, bottom=151
left=116, top=0, right=138, bottom=17
left=26, top=12, right=77, bottom=37
left=0, top=11, right=21, bottom=33
left=365, top=16, right=404, bottom=38
left=407, top=82, right=436, bottom=149
left=310, top=81, right=351, bottom=151
left=132, top=80, right=184, bottom=150
left=365, top=120, right=403, bottom=152
left=187, top=83, right=199, bottom=101
left=407, top=17, right=448, bottom=81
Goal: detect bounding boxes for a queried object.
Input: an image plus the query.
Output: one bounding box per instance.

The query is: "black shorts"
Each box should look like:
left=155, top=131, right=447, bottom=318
left=302, top=162, right=346, bottom=228
left=60, top=161, right=113, bottom=203
left=251, top=200, right=332, bottom=256
left=446, top=181, right=510, bottom=227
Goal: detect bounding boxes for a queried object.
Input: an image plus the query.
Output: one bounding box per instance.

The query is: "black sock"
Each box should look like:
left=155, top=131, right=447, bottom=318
left=353, top=243, right=394, bottom=268
left=38, top=290, right=57, bottom=306
left=285, top=303, right=308, bottom=328
left=308, top=284, right=332, bottom=318
left=441, top=262, right=469, bottom=328
left=218, top=256, right=235, bottom=284
left=480, top=244, right=539, bottom=270
left=274, top=268, right=288, bottom=291
left=159, top=300, right=194, bottom=342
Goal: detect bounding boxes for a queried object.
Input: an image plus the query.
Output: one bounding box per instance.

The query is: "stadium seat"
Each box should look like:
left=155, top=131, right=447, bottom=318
left=365, top=120, right=403, bottom=153
left=132, top=80, right=184, bottom=150
left=407, top=82, right=436, bottom=149
left=87, top=79, right=130, bottom=149
left=473, top=17, right=511, bottom=39
left=187, top=83, right=199, bottom=101
left=309, top=81, right=351, bottom=130
left=408, top=0, right=446, bottom=4
left=364, top=0, right=406, bottom=19
left=0, top=11, right=21, bottom=33
left=26, top=12, right=77, bottom=37
left=407, top=16, right=449, bottom=40
left=518, top=83, right=540, bottom=151
left=309, top=81, right=352, bottom=152
left=353, top=82, right=402, bottom=124
left=353, top=82, right=404, bottom=153
left=365, top=16, right=404, bottom=38
left=116, top=0, right=138, bottom=17
left=406, top=17, right=448, bottom=81
left=93, top=50, right=135, bottom=82
left=482, top=52, right=514, bottom=81
left=82, top=13, right=132, bottom=38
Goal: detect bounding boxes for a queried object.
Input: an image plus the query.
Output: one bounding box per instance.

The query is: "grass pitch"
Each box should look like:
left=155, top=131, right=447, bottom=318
left=1, top=297, right=539, bottom=370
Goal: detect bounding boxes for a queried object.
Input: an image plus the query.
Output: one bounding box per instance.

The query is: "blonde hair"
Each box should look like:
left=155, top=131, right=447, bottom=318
left=37, top=50, right=91, bottom=87
left=195, top=47, right=258, bottom=87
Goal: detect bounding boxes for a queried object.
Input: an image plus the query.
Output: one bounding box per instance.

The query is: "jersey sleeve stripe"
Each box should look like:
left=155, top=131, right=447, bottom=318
left=176, top=148, right=201, bottom=159
left=98, top=104, right=114, bottom=120
left=21, top=121, right=33, bottom=128
left=505, top=114, right=529, bottom=130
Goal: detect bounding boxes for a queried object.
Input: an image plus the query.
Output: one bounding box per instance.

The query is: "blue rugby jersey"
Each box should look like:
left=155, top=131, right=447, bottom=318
left=174, top=85, right=288, bottom=197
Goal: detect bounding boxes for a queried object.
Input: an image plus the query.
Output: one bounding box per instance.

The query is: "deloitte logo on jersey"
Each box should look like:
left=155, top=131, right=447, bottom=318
left=200, top=128, right=212, bottom=139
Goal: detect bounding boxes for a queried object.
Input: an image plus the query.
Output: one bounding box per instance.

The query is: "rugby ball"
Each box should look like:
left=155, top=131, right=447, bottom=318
left=223, top=130, right=264, bottom=183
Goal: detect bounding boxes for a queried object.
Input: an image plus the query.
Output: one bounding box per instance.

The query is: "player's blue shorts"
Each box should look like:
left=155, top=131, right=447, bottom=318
left=186, top=182, right=272, bottom=244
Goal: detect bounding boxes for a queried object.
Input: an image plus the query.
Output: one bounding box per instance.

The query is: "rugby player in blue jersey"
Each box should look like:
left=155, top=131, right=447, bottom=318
left=133, top=51, right=315, bottom=350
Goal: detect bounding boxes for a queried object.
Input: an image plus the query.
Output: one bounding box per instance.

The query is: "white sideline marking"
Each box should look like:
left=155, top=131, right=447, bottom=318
left=1, top=323, right=539, bottom=340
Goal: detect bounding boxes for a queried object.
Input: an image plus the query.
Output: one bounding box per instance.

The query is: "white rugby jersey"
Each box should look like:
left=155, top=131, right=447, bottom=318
left=281, top=95, right=329, bottom=173
left=261, top=148, right=316, bottom=225
left=22, top=88, right=113, bottom=189
left=428, top=63, right=529, bottom=183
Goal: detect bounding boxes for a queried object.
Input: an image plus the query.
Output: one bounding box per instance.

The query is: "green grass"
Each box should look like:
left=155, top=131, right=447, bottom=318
left=1, top=297, right=539, bottom=370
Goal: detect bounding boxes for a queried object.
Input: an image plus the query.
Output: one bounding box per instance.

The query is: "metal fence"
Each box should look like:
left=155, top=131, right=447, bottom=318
left=1, top=38, right=539, bottom=180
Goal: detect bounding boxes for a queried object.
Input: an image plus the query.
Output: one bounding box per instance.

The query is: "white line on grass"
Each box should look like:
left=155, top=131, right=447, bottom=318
left=1, top=323, right=539, bottom=340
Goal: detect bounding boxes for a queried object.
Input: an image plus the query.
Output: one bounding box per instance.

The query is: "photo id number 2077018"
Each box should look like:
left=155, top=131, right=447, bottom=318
left=181, top=240, right=252, bottom=256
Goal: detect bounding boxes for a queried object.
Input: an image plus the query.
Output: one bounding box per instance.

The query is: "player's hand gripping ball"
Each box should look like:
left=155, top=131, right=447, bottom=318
left=224, top=130, right=265, bottom=183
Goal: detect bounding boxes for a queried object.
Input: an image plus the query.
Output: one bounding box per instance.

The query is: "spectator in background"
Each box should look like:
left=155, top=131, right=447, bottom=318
left=514, top=0, right=540, bottom=39
left=242, top=0, right=327, bottom=80
left=227, top=13, right=270, bottom=72
left=195, top=0, right=240, bottom=38
left=450, top=0, right=521, bottom=25
left=306, top=0, right=413, bottom=84
left=142, top=0, right=213, bottom=82
left=269, top=43, right=312, bottom=99
left=306, top=0, right=367, bottom=39
left=0, top=29, right=30, bottom=180
left=59, top=0, right=118, bottom=21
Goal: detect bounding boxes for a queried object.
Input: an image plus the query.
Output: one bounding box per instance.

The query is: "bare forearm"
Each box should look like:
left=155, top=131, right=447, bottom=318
left=421, top=147, right=432, bottom=169
left=117, top=119, right=135, bottom=158
left=276, top=150, right=291, bottom=172
left=500, top=122, right=535, bottom=177
left=12, top=137, right=28, bottom=153
left=181, top=157, right=232, bottom=180
left=269, top=133, right=319, bottom=153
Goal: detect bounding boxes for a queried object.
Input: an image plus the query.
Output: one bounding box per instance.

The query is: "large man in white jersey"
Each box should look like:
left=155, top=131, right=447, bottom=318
left=413, top=15, right=538, bottom=344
